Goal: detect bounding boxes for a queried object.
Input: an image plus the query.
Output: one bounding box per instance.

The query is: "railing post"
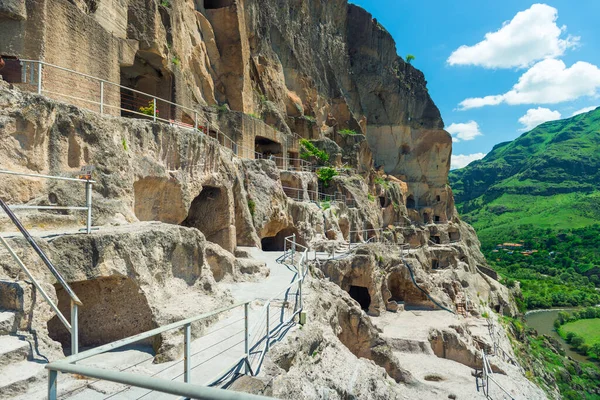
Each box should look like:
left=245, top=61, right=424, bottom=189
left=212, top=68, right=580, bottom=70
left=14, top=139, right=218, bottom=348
left=184, top=323, right=191, bottom=384
left=48, top=369, right=58, bottom=400
left=265, top=303, right=270, bottom=352
left=37, top=62, right=43, bottom=95
left=153, top=98, right=157, bottom=122
left=291, top=234, right=296, bottom=265
left=100, top=81, right=104, bottom=114
left=244, top=303, right=250, bottom=375
left=85, top=181, right=92, bottom=234
left=71, top=300, right=78, bottom=355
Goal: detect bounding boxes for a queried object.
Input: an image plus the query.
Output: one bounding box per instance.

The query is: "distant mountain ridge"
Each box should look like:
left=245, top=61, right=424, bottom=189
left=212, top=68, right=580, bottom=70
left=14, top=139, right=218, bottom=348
left=449, top=107, right=600, bottom=246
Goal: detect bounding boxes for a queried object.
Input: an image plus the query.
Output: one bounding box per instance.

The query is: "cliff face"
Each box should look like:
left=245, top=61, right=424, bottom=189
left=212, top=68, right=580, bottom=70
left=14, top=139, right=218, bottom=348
left=0, top=1, right=535, bottom=399
left=0, top=0, right=452, bottom=213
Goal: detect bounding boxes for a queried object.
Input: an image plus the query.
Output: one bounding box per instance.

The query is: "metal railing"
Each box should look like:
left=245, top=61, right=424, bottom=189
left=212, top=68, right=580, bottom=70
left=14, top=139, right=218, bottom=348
left=281, top=186, right=356, bottom=208
left=476, top=350, right=516, bottom=400
left=0, top=169, right=94, bottom=233
left=0, top=198, right=81, bottom=356
left=46, top=235, right=309, bottom=399
left=15, top=60, right=311, bottom=172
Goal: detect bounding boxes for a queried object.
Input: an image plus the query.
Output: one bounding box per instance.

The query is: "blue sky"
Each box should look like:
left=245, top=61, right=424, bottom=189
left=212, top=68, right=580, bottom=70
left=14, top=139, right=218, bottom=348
left=350, top=0, right=600, bottom=168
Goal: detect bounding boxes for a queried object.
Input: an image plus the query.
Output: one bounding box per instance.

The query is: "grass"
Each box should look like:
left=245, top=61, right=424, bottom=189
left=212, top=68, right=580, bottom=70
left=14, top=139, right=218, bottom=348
left=559, top=319, right=600, bottom=346
left=338, top=129, right=359, bottom=136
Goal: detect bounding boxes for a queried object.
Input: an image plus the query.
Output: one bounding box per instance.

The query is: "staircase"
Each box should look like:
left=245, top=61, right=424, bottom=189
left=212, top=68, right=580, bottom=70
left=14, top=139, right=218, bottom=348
left=0, top=286, right=47, bottom=399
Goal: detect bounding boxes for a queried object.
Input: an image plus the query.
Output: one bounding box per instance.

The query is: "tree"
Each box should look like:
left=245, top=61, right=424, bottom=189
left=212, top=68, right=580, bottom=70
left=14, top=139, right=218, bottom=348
left=570, top=335, right=584, bottom=348
left=591, top=343, right=600, bottom=358
left=406, top=54, right=415, bottom=64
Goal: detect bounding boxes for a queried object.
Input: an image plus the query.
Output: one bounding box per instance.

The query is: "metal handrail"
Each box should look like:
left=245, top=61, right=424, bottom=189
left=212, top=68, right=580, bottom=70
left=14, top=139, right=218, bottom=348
left=0, top=198, right=81, bottom=355
left=47, top=235, right=309, bottom=399
left=0, top=169, right=94, bottom=233
left=478, top=349, right=516, bottom=399
left=17, top=60, right=310, bottom=172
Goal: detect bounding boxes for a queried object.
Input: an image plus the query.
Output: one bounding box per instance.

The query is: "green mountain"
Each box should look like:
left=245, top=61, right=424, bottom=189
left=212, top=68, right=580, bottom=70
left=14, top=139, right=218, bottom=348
left=450, top=107, right=600, bottom=309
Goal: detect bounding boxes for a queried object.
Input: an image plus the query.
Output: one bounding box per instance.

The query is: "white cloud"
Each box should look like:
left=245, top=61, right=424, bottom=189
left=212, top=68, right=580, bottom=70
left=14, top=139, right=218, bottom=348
left=446, top=121, right=483, bottom=142
left=458, top=59, right=600, bottom=110
left=451, top=153, right=487, bottom=170
left=518, top=107, right=561, bottom=131
left=571, top=106, right=598, bottom=116
left=448, top=4, right=578, bottom=69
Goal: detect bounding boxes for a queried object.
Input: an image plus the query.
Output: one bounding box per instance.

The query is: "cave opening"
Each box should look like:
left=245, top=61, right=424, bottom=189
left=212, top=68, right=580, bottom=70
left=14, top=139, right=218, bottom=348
left=255, top=136, right=283, bottom=160
left=432, top=259, right=440, bottom=270
left=120, top=53, right=175, bottom=121
left=261, top=227, right=305, bottom=251
left=432, top=235, right=441, bottom=245
left=406, top=195, right=415, bottom=209
left=204, top=0, right=233, bottom=9
left=379, top=196, right=386, bottom=208
left=48, top=277, right=156, bottom=351
left=436, top=195, right=441, bottom=202
left=348, top=286, right=371, bottom=311
left=182, top=185, right=233, bottom=251
left=434, top=215, right=441, bottom=223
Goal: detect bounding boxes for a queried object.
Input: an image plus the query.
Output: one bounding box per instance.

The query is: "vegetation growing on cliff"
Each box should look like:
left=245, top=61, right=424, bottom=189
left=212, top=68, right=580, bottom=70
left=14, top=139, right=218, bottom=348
left=503, top=316, right=600, bottom=400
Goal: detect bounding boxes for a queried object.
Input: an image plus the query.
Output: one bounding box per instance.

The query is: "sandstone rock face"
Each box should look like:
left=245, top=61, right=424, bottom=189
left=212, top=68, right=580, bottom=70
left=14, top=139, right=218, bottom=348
left=0, top=1, right=536, bottom=398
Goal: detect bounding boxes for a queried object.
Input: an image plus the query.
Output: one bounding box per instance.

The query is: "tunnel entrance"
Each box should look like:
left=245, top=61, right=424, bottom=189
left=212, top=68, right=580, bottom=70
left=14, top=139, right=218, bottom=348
left=406, top=195, right=415, bottom=209
left=379, top=196, right=386, bottom=208
left=182, top=186, right=233, bottom=251
left=431, top=235, right=441, bottom=245
left=255, top=136, right=282, bottom=159
left=261, top=228, right=305, bottom=251
left=120, top=53, right=175, bottom=121
left=204, top=0, right=233, bottom=8
left=348, top=286, right=371, bottom=311
left=48, top=277, right=156, bottom=350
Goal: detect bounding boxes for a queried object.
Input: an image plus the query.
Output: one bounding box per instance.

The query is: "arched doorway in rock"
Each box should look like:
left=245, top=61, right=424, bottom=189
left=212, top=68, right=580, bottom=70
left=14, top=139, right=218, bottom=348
left=255, top=136, right=282, bottom=160
left=261, top=227, right=305, bottom=251
left=204, top=0, right=233, bottom=8
left=182, top=185, right=234, bottom=252
left=348, top=286, right=371, bottom=311
left=120, top=53, right=176, bottom=121
left=387, top=271, right=430, bottom=309
left=406, top=195, right=416, bottom=209
left=48, top=277, right=156, bottom=351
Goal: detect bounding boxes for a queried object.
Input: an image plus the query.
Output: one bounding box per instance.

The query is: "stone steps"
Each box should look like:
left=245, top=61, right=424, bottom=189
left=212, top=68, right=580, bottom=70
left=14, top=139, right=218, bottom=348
left=0, top=311, right=16, bottom=335
left=0, top=335, right=30, bottom=366
left=0, top=359, right=46, bottom=399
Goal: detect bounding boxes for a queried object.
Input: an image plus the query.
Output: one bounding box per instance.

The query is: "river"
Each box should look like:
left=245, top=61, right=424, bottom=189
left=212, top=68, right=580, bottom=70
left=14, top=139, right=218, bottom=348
left=525, top=308, right=591, bottom=363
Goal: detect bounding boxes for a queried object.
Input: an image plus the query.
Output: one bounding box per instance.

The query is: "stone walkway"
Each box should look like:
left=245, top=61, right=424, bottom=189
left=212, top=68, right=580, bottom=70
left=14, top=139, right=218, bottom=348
left=17, top=248, right=299, bottom=400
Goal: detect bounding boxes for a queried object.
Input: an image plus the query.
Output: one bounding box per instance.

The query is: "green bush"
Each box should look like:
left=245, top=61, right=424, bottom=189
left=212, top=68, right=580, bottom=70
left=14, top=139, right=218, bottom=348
left=339, top=129, right=358, bottom=136
left=247, top=113, right=261, bottom=119
left=368, top=194, right=375, bottom=202
left=406, top=54, right=415, bottom=64
left=505, top=278, right=516, bottom=288
left=139, top=100, right=158, bottom=117
left=303, top=115, right=316, bottom=122
left=161, top=0, right=171, bottom=7
left=247, top=199, right=256, bottom=217
left=300, top=139, right=329, bottom=163
left=316, top=167, right=338, bottom=187
left=121, top=137, right=128, bottom=151
left=482, top=311, right=489, bottom=319
left=171, top=56, right=180, bottom=66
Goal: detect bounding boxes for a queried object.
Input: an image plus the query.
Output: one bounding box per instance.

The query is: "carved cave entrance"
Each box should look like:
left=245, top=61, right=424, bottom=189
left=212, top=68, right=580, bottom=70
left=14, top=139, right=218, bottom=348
left=204, top=0, right=233, bottom=8
left=182, top=186, right=233, bottom=251
left=261, top=227, right=305, bottom=251
left=255, top=136, right=283, bottom=160
left=48, top=277, right=156, bottom=350
left=388, top=272, right=429, bottom=308
left=348, top=286, right=371, bottom=311
left=120, top=53, right=177, bottom=121
left=406, top=195, right=415, bottom=209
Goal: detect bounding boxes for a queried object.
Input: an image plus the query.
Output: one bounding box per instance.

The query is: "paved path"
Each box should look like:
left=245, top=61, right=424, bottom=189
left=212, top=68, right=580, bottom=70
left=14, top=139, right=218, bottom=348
left=19, top=248, right=298, bottom=400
